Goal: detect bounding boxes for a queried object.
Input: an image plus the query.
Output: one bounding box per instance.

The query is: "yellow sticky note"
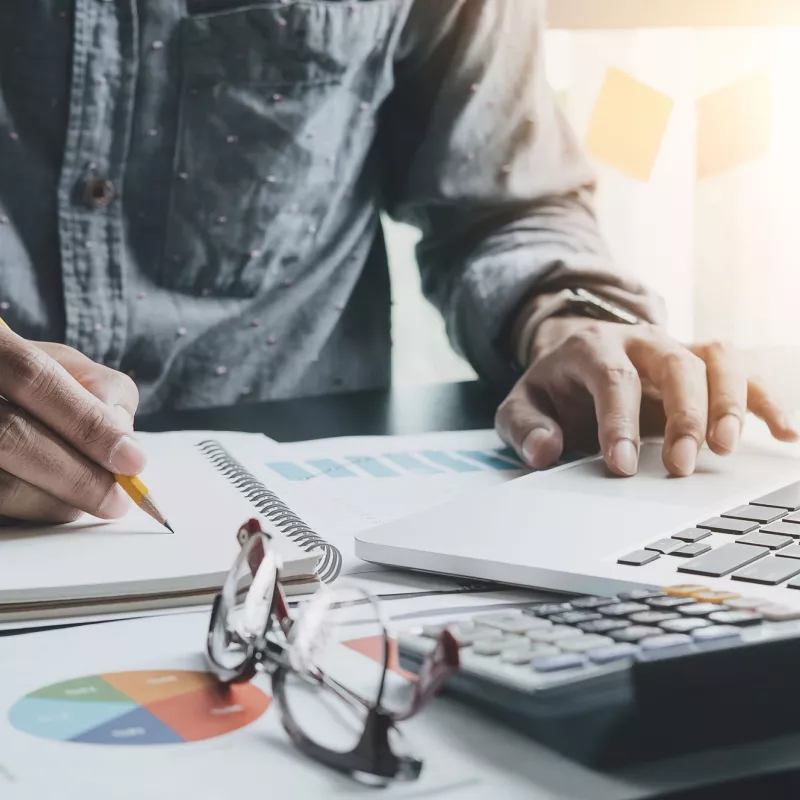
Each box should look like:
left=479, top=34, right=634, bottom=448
left=585, top=68, right=674, bottom=182
left=696, top=71, right=771, bottom=180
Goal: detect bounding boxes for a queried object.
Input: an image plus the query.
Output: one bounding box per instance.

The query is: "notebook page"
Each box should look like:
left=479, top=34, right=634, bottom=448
left=0, top=431, right=315, bottom=604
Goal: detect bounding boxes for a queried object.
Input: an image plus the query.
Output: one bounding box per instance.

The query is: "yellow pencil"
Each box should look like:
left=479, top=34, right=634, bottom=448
left=0, top=316, right=173, bottom=533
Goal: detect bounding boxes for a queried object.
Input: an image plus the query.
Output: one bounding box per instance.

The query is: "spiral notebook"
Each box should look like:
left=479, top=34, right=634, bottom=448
left=0, top=432, right=343, bottom=624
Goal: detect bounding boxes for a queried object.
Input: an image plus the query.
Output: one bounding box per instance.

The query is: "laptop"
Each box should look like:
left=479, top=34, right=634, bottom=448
left=354, top=425, right=800, bottom=606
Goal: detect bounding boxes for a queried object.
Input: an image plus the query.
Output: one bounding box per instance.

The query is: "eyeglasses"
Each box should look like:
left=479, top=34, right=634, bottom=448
left=206, top=519, right=459, bottom=784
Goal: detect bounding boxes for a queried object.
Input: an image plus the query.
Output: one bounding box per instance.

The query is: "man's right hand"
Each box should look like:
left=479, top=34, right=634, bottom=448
left=0, top=330, right=146, bottom=524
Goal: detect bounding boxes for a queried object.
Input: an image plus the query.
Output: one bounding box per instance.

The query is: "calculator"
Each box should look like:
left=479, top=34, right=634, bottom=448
left=397, top=585, right=800, bottom=767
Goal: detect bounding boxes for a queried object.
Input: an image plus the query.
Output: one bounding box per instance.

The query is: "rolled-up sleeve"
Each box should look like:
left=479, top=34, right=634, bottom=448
left=379, top=0, right=666, bottom=386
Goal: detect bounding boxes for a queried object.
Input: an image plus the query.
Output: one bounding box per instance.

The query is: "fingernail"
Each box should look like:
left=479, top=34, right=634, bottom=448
left=610, top=439, right=638, bottom=476
left=670, top=436, right=698, bottom=476
left=109, top=435, right=148, bottom=475
left=521, top=428, right=553, bottom=469
left=98, top=484, right=131, bottom=519
left=711, top=414, right=740, bottom=453
left=110, top=404, right=134, bottom=432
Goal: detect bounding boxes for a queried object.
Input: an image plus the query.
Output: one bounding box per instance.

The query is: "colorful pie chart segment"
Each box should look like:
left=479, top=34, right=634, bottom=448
left=9, top=670, right=270, bottom=746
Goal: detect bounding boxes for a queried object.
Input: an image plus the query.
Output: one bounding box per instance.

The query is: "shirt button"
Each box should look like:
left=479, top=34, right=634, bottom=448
left=82, top=177, right=116, bottom=210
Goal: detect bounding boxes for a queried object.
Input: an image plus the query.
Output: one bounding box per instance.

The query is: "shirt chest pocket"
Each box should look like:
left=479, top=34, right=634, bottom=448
left=162, top=1, right=396, bottom=298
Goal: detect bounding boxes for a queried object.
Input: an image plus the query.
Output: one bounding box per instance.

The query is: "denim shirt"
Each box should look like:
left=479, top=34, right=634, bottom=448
left=0, top=0, right=659, bottom=412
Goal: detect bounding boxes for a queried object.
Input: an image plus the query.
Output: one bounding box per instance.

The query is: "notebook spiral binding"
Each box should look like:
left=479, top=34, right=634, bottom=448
left=197, top=440, right=343, bottom=584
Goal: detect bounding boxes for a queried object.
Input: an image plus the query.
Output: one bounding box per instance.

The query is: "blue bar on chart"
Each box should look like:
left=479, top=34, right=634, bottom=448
left=496, top=446, right=525, bottom=467
left=457, top=451, right=521, bottom=471
left=420, top=451, right=481, bottom=473
left=265, top=462, right=316, bottom=481
left=384, top=453, right=443, bottom=475
left=307, top=459, right=358, bottom=479
left=346, top=456, right=399, bottom=478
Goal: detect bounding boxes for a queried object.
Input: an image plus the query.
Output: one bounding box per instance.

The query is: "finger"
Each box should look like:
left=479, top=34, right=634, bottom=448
left=748, top=380, right=799, bottom=442
left=0, top=331, right=145, bottom=475
left=495, top=383, right=564, bottom=469
left=0, top=399, right=130, bottom=519
left=35, top=343, right=139, bottom=430
left=691, top=342, right=746, bottom=455
left=0, top=470, right=83, bottom=524
left=630, top=340, right=708, bottom=477
left=564, top=336, right=642, bottom=477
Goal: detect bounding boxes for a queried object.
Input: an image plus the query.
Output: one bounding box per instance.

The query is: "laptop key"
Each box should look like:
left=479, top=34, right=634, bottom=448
left=737, top=532, right=792, bottom=550
left=645, top=538, right=686, bottom=555
left=760, top=522, right=800, bottom=538
left=678, top=543, right=768, bottom=577
left=707, top=610, right=763, bottom=626
left=600, top=602, right=650, bottom=617
left=659, top=617, right=712, bottom=633
left=671, top=529, right=711, bottom=543
left=775, top=545, right=800, bottom=560
left=610, top=625, right=662, bottom=642
left=577, top=619, right=630, bottom=634
left=629, top=611, right=680, bottom=625
left=672, top=542, right=712, bottom=558
left=751, top=482, right=800, bottom=512
left=696, top=517, right=759, bottom=535
left=785, top=511, right=800, bottom=525
left=617, top=550, right=660, bottom=566
left=732, top=557, right=800, bottom=586
left=721, top=505, right=787, bottom=524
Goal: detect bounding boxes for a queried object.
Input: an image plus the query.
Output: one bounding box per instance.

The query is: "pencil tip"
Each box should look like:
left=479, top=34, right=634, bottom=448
left=164, top=521, right=175, bottom=534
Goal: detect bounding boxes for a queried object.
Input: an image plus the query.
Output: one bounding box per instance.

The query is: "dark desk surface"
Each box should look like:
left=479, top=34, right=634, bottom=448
left=139, top=380, right=505, bottom=440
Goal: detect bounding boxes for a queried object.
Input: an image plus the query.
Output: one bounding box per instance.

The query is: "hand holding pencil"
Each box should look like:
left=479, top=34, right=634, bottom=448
left=0, top=317, right=172, bottom=531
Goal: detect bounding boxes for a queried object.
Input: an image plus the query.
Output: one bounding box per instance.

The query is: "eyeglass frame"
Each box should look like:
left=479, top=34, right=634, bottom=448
left=205, top=519, right=460, bottom=783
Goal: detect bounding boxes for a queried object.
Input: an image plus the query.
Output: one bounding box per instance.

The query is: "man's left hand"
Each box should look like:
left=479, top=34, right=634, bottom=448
left=496, top=317, right=798, bottom=477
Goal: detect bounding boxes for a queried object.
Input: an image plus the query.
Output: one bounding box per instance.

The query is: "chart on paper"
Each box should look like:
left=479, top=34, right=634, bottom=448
left=265, top=446, right=524, bottom=482
left=9, top=670, right=269, bottom=746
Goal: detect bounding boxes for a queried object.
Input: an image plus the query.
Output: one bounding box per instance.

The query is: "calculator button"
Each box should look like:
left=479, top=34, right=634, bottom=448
left=421, top=624, right=447, bottom=639
left=610, top=626, right=662, bottom=642
left=448, top=625, right=486, bottom=647
left=658, top=617, right=712, bottom=633
left=525, top=626, right=582, bottom=644
left=671, top=530, right=711, bottom=543
left=577, top=619, right=631, bottom=634
left=732, top=557, right=800, bottom=586
left=645, top=538, right=686, bottom=555
left=617, top=550, right=660, bottom=566
left=645, top=596, right=696, bottom=609
left=722, top=505, right=787, bottom=524
left=692, top=625, right=743, bottom=644
left=473, top=611, right=522, bottom=626
left=757, top=604, right=800, bottom=621
left=617, top=589, right=665, bottom=601
left=549, top=611, right=602, bottom=625
left=474, top=613, right=549, bottom=635
left=664, top=584, right=710, bottom=597
left=737, top=532, right=793, bottom=550
left=690, top=590, right=740, bottom=604
left=679, top=602, right=726, bottom=617
left=532, top=653, right=587, bottom=673
left=529, top=603, right=573, bottom=617
left=672, top=542, right=713, bottom=558
left=707, top=610, right=763, bottom=627
left=528, top=643, right=562, bottom=658
left=751, top=483, right=800, bottom=512
left=678, top=543, right=768, bottom=577
left=696, top=517, right=759, bottom=535
left=600, top=602, right=650, bottom=617
left=558, top=635, right=614, bottom=653
left=629, top=611, right=680, bottom=625
left=724, top=597, right=771, bottom=610
left=588, top=643, right=640, bottom=664
left=570, top=596, right=617, bottom=609
left=638, top=634, right=693, bottom=654
left=500, top=649, right=535, bottom=665
left=760, top=523, right=800, bottom=538
left=775, top=545, right=800, bottom=560
left=472, top=636, right=517, bottom=656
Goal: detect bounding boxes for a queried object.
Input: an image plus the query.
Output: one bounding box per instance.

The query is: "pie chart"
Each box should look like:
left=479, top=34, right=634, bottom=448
left=9, top=670, right=270, bottom=746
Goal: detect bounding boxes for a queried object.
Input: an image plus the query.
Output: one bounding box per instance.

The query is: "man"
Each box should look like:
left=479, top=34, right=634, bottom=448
left=0, top=0, right=794, bottom=524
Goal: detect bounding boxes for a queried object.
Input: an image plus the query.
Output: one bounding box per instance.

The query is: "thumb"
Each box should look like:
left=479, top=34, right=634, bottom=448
left=495, top=383, right=564, bottom=469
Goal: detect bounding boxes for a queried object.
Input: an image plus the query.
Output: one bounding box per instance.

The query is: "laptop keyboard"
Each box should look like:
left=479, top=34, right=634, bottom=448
left=618, top=481, right=800, bottom=587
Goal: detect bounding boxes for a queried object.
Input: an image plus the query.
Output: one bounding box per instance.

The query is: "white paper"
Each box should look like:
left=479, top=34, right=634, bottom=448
left=229, top=430, right=530, bottom=575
